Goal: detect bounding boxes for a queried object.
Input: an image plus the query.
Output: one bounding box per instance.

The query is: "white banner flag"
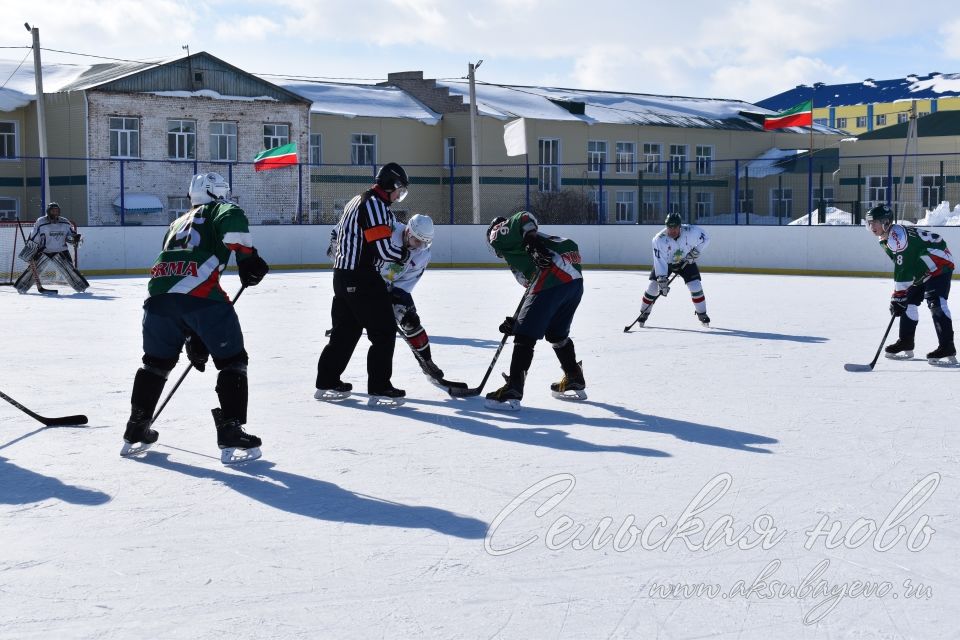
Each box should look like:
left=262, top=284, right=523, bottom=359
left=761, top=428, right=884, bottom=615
left=503, top=118, right=527, bottom=156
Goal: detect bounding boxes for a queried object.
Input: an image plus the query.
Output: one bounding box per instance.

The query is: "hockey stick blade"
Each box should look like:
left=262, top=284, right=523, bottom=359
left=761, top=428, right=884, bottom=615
left=448, top=385, right=481, bottom=398
left=843, top=363, right=874, bottom=372
left=0, top=390, right=88, bottom=426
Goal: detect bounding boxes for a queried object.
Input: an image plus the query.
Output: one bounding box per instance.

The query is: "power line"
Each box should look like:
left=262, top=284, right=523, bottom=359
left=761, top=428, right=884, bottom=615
left=0, top=46, right=33, bottom=91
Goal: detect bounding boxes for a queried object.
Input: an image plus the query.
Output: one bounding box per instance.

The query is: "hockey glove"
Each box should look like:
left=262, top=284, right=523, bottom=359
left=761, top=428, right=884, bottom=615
left=684, top=248, right=700, bottom=263
left=66, top=231, right=82, bottom=246
left=238, top=249, right=269, bottom=287
left=523, top=233, right=553, bottom=269
left=499, top=316, right=516, bottom=336
left=184, top=332, right=209, bottom=372
left=889, top=292, right=908, bottom=317
left=657, top=276, right=671, bottom=297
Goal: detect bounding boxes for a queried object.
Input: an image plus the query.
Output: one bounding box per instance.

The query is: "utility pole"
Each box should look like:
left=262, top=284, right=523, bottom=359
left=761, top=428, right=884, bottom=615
left=25, top=23, right=50, bottom=207
left=468, top=60, right=483, bottom=224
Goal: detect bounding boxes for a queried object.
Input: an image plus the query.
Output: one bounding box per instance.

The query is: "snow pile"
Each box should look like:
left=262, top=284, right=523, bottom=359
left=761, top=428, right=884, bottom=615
left=916, top=201, right=960, bottom=226
left=788, top=206, right=858, bottom=225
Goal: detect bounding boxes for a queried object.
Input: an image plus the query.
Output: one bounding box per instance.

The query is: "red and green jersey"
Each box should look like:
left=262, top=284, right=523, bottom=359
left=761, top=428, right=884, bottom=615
left=147, top=201, right=256, bottom=301
left=881, top=224, right=954, bottom=293
left=488, top=211, right=582, bottom=292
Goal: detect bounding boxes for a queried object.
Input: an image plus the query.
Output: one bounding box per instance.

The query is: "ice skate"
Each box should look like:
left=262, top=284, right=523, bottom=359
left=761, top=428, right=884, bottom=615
left=551, top=361, right=587, bottom=401
left=367, top=384, right=406, bottom=407
left=884, top=339, right=914, bottom=360
left=213, top=408, right=262, bottom=465
left=120, top=414, right=158, bottom=457
left=419, top=358, right=445, bottom=383
left=636, top=311, right=650, bottom=328
left=314, top=381, right=352, bottom=401
left=484, top=374, right=523, bottom=411
left=926, top=344, right=958, bottom=367
left=696, top=311, right=711, bottom=327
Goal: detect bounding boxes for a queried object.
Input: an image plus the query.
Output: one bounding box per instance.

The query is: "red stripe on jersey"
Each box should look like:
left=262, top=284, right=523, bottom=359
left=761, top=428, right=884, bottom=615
left=189, top=270, right=223, bottom=299
left=364, top=225, right=392, bottom=243
left=227, top=244, right=254, bottom=255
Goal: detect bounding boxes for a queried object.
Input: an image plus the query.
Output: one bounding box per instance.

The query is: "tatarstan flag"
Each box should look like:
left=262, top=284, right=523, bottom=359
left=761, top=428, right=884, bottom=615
left=763, top=100, right=813, bottom=130
left=253, top=142, right=297, bottom=171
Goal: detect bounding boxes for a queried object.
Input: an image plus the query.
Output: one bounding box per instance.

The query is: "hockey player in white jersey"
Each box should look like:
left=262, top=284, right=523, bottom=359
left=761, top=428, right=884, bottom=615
left=379, top=214, right=448, bottom=382
left=637, top=213, right=711, bottom=327
left=16, top=202, right=88, bottom=293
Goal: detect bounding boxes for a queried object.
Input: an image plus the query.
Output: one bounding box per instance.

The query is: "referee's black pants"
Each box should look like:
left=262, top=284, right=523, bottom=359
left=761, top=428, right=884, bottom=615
left=316, top=268, right=397, bottom=392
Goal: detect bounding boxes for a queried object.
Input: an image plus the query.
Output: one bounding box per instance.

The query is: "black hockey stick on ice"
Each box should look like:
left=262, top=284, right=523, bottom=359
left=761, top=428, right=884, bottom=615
left=151, top=285, right=247, bottom=424
left=448, top=270, right=540, bottom=398
left=0, top=389, right=88, bottom=427
left=395, top=326, right=469, bottom=391
left=623, top=272, right=679, bottom=332
left=16, top=218, right=58, bottom=295
left=844, top=315, right=896, bottom=372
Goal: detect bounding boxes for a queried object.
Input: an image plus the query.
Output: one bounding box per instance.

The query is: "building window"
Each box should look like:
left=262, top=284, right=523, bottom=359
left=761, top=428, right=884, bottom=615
left=875, top=114, right=887, bottom=126
left=642, top=143, right=662, bottom=174
left=771, top=189, right=793, bottom=218
left=538, top=138, right=560, bottom=193
left=897, top=112, right=909, bottom=124
left=641, top=190, right=662, bottom=219
left=615, top=190, right=635, bottom=223
left=919, top=111, right=930, bottom=118
left=209, top=121, right=237, bottom=162
left=0, top=121, right=17, bottom=159
left=866, top=176, right=889, bottom=206
left=814, top=118, right=828, bottom=126
left=813, top=187, right=835, bottom=208
left=738, top=189, right=754, bottom=214
left=109, top=117, right=139, bottom=158
left=0, top=196, right=18, bottom=220
left=668, top=192, right=687, bottom=215
left=669, top=144, right=687, bottom=174
left=836, top=117, right=848, bottom=129
left=615, top=142, right=635, bottom=173
left=263, top=124, right=290, bottom=150
left=588, top=189, right=607, bottom=219
left=168, top=196, right=191, bottom=222
left=350, top=133, right=376, bottom=166
left=309, top=134, right=322, bottom=166
left=695, top=145, right=713, bottom=175
left=921, top=175, right=945, bottom=208
left=444, top=137, right=456, bottom=166
left=695, top=192, right=713, bottom=218
left=167, top=119, right=196, bottom=160
left=587, top=140, right=607, bottom=173
left=855, top=116, right=867, bottom=128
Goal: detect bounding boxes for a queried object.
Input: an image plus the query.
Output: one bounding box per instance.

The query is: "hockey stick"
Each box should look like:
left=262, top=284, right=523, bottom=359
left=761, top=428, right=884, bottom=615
left=448, top=270, right=541, bottom=398
left=15, top=218, right=58, bottom=295
left=623, top=271, right=680, bottom=332
left=151, top=284, right=247, bottom=424
left=395, top=324, right=469, bottom=390
left=0, top=389, right=88, bottom=427
left=844, top=315, right=896, bottom=372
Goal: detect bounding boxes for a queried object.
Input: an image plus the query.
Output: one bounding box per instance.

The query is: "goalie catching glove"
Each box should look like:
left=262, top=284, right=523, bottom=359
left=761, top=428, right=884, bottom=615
left=238, top=249, right=269, bottom=286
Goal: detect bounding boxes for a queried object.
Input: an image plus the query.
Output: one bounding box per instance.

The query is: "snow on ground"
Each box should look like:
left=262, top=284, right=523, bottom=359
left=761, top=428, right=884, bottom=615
left=2, top=269, right=958, bottom=639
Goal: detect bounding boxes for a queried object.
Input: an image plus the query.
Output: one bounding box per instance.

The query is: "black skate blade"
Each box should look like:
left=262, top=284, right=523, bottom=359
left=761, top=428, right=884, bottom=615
left=843, top=363, right=874, bottom=372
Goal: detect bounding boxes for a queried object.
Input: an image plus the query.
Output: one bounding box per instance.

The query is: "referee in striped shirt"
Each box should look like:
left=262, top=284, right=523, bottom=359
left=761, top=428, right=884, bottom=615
left=316, top=162, right=410, bottom=398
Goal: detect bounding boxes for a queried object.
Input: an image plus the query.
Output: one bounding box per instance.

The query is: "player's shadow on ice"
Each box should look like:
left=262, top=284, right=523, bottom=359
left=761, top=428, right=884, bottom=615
left=0, top=454, right=110, bottom=506
left=407, top=399, right=776, bottom=454
left=137, top=453, right=487, bottom=540
left=638, top=326, right=827, bottom=343
left=429, top=335, right=501, bottom=348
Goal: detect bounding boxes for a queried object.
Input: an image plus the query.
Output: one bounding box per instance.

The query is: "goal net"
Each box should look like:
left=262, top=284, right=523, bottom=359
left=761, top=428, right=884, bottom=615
left=0, top=221, right=71, bottom=288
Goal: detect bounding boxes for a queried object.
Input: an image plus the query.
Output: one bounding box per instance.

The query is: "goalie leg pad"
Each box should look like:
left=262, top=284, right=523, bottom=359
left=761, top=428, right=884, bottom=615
left=49, top=253, right=89, bottom=292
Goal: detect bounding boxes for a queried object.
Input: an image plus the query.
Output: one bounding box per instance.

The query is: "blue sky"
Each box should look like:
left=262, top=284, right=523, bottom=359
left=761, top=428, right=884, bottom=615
left=3, top=0, right=959, bottom=103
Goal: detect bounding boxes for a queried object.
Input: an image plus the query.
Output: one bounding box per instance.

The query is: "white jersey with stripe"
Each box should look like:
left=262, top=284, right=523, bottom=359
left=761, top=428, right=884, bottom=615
left=652, top=224, right=710, bottom=277
left=29, top=215, right=74, bottom=254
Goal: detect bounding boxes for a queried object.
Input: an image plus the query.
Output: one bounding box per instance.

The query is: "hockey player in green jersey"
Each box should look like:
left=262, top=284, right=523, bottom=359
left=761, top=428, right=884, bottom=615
left=121, top=172, right=270, bottom=463
left=866, top=204, right=956, bottom=365
left=484, top=211, right=585, bottom=410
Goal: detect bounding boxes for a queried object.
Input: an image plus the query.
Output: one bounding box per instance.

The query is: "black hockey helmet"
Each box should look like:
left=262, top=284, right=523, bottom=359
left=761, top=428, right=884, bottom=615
left=375, top=162, right=409, bottom=191
left=487, top=216, right=508, bottom=243
left=46, top=201, right=61, bottom=215
left=865, top=203, right=894, bottom=224
left=665, top=212, right=682, bottom=227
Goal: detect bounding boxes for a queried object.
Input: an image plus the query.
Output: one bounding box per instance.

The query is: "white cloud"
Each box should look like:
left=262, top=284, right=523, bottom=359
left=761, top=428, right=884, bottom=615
left=941, top=19, right=960, bottom=59
left=214, top=15, right=281, bottom=43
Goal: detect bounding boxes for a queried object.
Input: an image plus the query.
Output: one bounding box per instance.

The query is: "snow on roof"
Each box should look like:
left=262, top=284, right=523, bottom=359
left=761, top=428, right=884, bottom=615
left=437, top=80, right=774, bottom=130
left=908, top=73, right=960, bottom=95
left=271, top=80, right=441, bottom=125
left=0, top=59, right=92, bottom=111
left=147, top=90, right=278, bottom=102
left=759, top=72, right=960, bottom=110
left=0, top=87, right=31, bottom=111
left=738, top=148, right=805, bottom=178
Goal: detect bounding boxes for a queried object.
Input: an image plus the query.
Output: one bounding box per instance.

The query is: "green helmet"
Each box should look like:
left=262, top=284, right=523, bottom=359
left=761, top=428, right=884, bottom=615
left=865, top=204, right=894, bottom=223
left=665, top=213, right=682, bottom=227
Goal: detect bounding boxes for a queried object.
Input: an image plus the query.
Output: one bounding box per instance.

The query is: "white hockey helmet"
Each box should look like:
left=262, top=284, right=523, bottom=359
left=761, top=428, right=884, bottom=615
left=406, top=214, right=434, bottom=246
left=188, top=172, right=230, bottom=206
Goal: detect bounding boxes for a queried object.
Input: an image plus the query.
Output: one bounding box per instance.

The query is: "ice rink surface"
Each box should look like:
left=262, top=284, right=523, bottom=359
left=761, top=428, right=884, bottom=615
left=2, top=269, right=957, bottom=639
